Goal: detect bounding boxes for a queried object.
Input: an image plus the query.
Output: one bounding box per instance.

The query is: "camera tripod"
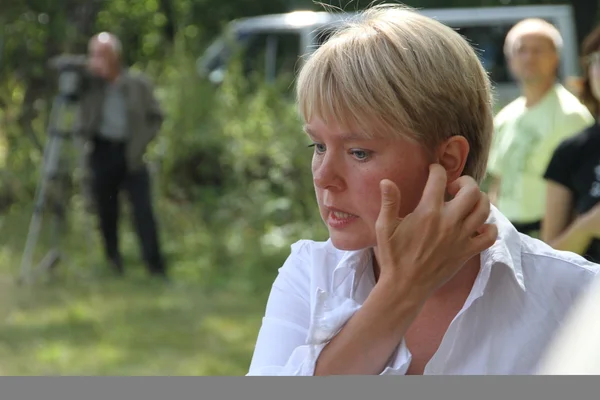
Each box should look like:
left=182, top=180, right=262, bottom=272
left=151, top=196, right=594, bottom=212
left=18, top=66, right=95, bottom=285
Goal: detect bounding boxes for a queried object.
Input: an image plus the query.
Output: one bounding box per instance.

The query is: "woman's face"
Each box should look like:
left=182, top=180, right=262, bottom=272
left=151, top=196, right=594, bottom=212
left=305, top=117, right=433, bottom=251
left=588, top=51, right=600, bottom=103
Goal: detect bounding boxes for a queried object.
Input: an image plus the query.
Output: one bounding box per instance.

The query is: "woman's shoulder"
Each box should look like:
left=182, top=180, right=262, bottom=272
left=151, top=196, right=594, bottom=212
left=563, top=123, right=600, bottom=147
left=280, top=239, right=363, bottom=290
left=290, top=238, right=341, bottom=251
left=286, top=239, right=348, bottom=268
left=552, top=123, right=600, bottom=158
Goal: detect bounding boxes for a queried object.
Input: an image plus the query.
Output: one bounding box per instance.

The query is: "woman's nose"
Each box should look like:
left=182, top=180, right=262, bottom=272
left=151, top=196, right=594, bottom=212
left=313, top=154, right=344, bottom=190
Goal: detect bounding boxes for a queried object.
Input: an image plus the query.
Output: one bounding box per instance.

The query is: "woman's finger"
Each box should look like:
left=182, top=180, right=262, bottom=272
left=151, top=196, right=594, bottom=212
left=467, top=223, right=498, bottom=255
left=445, top=178, right=481, bottom=222
left=418, top=164, right=448, bottom=211
left=462, top=191, right=491, bottom=235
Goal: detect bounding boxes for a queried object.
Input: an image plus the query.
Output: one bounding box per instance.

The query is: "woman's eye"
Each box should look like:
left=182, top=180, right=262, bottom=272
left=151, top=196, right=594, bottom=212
left=351, top=149, right=370, bottom=160
left=308, top=143, right=326, bottom=153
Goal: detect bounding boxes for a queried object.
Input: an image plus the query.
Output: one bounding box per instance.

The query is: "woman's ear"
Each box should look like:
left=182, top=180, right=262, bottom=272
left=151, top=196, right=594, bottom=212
left=436, top=136, right=470, bottom=183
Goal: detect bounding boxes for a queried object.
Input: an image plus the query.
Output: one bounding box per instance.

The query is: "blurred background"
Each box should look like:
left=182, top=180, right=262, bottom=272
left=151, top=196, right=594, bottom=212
left=0, top=0, right=597, bottom=375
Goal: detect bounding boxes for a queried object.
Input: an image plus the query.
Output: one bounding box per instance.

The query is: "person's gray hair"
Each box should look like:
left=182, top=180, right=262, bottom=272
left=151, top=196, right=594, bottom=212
left=94, top=32, right=123, bottom=57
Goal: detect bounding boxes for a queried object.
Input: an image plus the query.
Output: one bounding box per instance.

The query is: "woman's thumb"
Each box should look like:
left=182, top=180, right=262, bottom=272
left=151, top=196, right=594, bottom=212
left=378, top=179, right=401, bottom=225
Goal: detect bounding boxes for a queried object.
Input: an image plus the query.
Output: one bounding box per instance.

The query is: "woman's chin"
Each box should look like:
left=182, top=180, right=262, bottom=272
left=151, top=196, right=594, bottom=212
left=329, top=234, right=374, bottom=252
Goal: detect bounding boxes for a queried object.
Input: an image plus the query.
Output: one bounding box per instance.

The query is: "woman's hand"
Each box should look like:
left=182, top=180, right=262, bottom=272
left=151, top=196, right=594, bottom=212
left=374, top=164, right=497, bottom=302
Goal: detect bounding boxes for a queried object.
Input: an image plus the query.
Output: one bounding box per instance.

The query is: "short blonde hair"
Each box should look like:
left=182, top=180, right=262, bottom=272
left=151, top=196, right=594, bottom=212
left=503, top=18, right=563, bottom=57
left=297, top=4, right=494, bottom=183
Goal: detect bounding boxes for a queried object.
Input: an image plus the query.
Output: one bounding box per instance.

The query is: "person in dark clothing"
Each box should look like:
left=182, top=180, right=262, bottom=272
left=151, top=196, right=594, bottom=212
left=76, top=32, right=167, bottom=277
left=543, top=25, right=600, bottom=263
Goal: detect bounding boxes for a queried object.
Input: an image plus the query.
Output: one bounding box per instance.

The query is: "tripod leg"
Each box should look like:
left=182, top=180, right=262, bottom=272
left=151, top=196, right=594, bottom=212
left=18, top=133, right=63, bottom=284
left=41, top=170, right=67, bottom=278
left=19, top=169, right=50, bottom=284
left=18, top=209, right=43, bottom=284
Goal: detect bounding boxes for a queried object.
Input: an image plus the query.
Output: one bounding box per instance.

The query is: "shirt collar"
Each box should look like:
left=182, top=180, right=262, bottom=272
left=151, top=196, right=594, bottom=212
left=330, top=204, right=526, bottom=294
left=481, top=205, right=526, bottom=292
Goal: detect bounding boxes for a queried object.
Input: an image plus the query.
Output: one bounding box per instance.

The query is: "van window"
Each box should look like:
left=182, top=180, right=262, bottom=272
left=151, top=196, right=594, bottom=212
left=456, top=24, right=514, bottom=85
left=240, top=32, right=269, bottom=77
left=274, top=32, right=302, bottom=79
left=238, top=31, right=301, bottom=83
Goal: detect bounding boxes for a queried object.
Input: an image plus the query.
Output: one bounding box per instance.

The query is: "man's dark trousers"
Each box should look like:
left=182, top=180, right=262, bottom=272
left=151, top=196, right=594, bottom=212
left=90, top=136, right=165, bottom=276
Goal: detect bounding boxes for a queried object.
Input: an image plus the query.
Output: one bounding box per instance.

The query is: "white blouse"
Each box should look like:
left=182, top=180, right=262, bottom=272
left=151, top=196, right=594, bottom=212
left=247, top=206, right=600, bottom=375
left=537, top=270, right=600, bottom=374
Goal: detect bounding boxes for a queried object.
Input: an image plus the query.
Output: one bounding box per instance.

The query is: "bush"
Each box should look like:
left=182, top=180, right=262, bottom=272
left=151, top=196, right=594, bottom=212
left=212, top=68, right=328, bottom=290
left=152, top=45, right=327, bottom=292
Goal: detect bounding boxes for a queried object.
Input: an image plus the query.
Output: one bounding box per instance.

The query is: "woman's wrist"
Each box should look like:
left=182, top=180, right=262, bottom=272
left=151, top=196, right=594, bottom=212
left=372, top=273, right=425, bottom=324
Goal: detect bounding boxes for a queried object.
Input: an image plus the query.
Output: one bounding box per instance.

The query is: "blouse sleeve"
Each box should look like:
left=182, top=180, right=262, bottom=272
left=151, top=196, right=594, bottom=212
left=246, top=241, right=327, bottom=376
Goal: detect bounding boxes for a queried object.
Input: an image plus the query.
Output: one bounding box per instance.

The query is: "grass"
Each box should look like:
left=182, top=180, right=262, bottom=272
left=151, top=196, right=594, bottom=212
left=0, top=194, right=275, bottom=375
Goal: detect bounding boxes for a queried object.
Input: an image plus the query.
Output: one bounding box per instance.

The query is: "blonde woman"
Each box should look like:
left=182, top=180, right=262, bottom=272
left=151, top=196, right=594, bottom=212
left=247, top=4, right=600, bottom=376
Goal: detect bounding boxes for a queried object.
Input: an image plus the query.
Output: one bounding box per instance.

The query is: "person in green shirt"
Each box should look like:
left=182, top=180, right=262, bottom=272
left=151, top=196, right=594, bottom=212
left=487, top=18, right=594, bottom=237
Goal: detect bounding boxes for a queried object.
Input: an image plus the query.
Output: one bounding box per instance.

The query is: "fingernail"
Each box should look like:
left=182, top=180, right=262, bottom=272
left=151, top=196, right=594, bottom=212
left=380, top=180, right=389, bottom=194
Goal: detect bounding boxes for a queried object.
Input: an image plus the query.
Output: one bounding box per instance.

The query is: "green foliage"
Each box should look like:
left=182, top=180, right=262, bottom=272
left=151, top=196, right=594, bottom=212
left=152, top=42, right=327, bottom=292
left=150, top=36, right=225, bottom=202
left=210, top=67, right=327, bottom=288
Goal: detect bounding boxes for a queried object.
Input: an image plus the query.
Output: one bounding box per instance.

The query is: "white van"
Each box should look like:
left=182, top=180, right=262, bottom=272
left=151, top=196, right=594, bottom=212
left=198, top=5, right=579, bottom=109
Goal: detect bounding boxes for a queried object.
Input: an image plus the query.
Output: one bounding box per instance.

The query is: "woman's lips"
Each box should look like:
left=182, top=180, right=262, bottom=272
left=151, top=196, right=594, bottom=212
left=326, top=207, right=359, bottom=228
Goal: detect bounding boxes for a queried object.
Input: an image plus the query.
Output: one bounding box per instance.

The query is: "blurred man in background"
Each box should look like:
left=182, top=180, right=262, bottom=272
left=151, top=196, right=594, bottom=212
left=487, top=18, right=594, bottom=237
left=76, top=32, right=167, bottom=278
